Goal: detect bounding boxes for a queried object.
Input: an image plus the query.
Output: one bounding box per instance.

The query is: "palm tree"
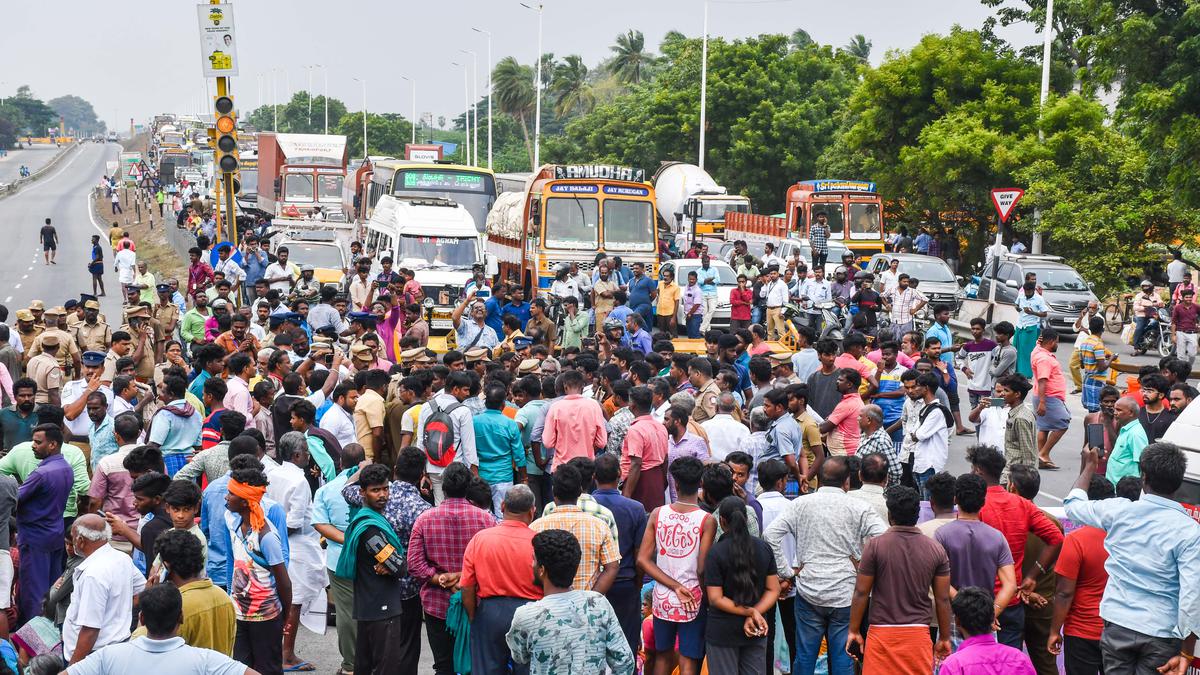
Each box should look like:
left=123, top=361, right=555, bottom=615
left=492, top=56, right=536, bottom=168
left=843, top=34, right=872, bottom=62
left=609, top=30, right=652, bottom=84
left=551, top=55, right=595, bottom=119
left=789, top=28, right=814, bottom=51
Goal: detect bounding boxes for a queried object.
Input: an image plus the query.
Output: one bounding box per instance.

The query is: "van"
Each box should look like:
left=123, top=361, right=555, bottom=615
left=1159, top=401, right=1200, bottom=516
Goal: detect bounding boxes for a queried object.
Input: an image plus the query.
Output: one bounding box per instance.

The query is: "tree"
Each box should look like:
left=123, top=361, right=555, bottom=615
left=551, top=55, right=595, bottom=119
left=245, top=93, right=347, bottom=134
left=841, top=34, right=872, bottom=62
left=1, top=86, right=56, bottom=136
left=979, top=0, right=1105, bottom=95
left=789, top=28, right=815, bottom=51
left=492, top=56, right=536, bottom=168
left=609, top=30, right=653, bottom=84
left=334, top=112, right=414, bottom=159
left=47, top=95, right=104, bottom=135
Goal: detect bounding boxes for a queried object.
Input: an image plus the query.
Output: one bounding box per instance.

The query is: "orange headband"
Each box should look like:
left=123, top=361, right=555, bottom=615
left=228, top=479, right=267, bottom=531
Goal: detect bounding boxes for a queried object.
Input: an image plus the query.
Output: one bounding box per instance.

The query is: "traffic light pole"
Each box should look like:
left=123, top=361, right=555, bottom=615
left=215, top=75, right=239, bottom=248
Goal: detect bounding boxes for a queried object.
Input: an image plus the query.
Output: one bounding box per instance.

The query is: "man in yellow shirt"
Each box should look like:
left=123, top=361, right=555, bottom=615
left=656, top=268, right=682, bottom=335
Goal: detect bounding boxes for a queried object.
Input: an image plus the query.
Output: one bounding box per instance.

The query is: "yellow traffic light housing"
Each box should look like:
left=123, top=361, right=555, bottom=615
left=213, top=95, right=239, bottom=174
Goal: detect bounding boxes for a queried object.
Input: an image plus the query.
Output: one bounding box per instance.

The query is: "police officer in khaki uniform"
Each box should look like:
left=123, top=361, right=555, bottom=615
left=15, top=309, right=42, bottom=359
left=27, top=300, right=45, bottom=328
left=121, top=305, right=162, bottom=382
left=29, top=306, right=81, bottom=378
left=73, top=299, right=112, bottom=353
left=153, top=283, right=180, bottom=337
left=63, top=299, right=83, bottom=330
left=27, top=333, right=63, bottom=405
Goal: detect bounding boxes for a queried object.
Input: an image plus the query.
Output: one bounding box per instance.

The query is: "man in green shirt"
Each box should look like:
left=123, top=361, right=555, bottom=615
left=1103, top=397, right=1148, bottom=486
left=179, top=293, right=212, bottom=350
left=473, top=382, right=526, bottom=517
left=0, top=405, right=91, bottom=518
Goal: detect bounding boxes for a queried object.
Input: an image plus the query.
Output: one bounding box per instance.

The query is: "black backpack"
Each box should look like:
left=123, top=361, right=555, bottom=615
left=919, top=401, right=954, bottom=430
left=422, top=399, right=464, bottom=468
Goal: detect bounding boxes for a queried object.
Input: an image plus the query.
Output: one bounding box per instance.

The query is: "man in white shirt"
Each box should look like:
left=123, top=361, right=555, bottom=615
left=845, top=453, right=889, bottom=521
left=213, top=244, right=246, bottom=300
left=114, top=246, right=137, bottom=294
left=879, top=258, right=901, bottom=296
left=761, top=242, right=785, bottom=271
left=701, top=393, right=749, bottom=461
left=317, top=382, right=358, bottom=448
left=264, top=246, right=299, bottom=293
left=799, top=267, right=832, bottom=329
left=760, top=266, right=790, bottom=340
left=1167, top=250, right=1189, bottom=296
left=63, top=514, right=146, bottom=664
left=415, top=371, right=478, bottom=502
left=909, top=372, right=950, bottom=497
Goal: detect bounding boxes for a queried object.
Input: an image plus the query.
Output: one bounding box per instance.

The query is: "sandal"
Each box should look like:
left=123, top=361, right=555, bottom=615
left=1038, top=460, right=1060, bottom=470
left=284, top=662, right=316, bottom=672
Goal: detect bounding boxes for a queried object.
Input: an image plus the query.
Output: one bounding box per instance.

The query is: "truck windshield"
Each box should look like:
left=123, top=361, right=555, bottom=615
left=603, top=199, right=655, bottom=251
left=318, top=175, right=343, bottom=202
left=287, top=243, right=343, bottom=269
left=239, top=169, right=257, bottom=195
left=1034, top=268, right=1089, bottom=291
left=700, top=200, right=750, bottom=221
left=812, top=203, right=844, bottom=237
left=545, top=197, right=599, bottom=249
left=848, top=203, right=881, bottom=238
left=397, top=235, right=478, bottom=269
left=285, top=174, right=314, bottom=201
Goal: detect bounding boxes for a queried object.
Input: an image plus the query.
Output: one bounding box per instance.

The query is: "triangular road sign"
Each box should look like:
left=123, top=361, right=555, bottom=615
left=991, top=188, right=1024, bottom=223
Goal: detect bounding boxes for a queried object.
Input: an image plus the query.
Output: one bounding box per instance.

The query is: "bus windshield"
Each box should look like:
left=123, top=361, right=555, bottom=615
left=544, top=197, right=598, bottom=249
left=700, top=200, right=750, bottom=221
left=811, top=203, right=844, bottom=237
left=849, top=203, right=881, bottom=238
left=285, top=174, right=314, bottom=202
left=392, top=169, right=496, bottom=230
left=318, top=175, right=343, bottom=202
left=603, top=199, right=655, bottom=251
left=396, top=235, right=478, bottom=270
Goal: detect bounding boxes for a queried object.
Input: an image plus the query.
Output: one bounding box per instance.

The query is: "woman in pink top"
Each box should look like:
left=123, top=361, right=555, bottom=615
left=637, top=456, right=716, bottom=675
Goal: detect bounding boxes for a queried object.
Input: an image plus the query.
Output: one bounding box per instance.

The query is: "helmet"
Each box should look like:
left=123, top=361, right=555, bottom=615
left=603, top=319, right=625, bottom=332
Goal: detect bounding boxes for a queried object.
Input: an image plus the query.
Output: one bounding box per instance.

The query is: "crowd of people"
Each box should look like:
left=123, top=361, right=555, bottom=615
left=0, top=214, right=1194, bottom=675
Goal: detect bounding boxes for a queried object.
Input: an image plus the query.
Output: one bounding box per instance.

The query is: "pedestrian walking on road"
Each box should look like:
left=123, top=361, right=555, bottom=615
left=88, top=235, right=105, bottom=297
left=39, top=218, right=57, bottom=265
left=110, top=189, right=123, bottom=214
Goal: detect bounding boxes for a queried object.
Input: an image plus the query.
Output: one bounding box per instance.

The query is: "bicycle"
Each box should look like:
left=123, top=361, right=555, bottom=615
left=1104, top=292, right=1134, bottom=334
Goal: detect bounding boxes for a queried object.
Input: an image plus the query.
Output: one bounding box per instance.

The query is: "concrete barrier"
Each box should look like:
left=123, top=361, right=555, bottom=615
left=0, top=142, right=83, bottom=201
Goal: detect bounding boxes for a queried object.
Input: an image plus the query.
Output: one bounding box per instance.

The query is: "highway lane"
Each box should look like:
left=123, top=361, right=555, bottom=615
left=0, top=142, right=125, bottom=323
left=0, top=144, right=64, bottom=184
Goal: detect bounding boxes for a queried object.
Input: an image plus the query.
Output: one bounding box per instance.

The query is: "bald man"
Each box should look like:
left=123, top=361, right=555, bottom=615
left=63, top=513, right=146, bottom=664
left=1100, top=397, right=1148, bottom=487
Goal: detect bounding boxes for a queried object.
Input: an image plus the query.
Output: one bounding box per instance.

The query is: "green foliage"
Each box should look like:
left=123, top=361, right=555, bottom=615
left=552, top=55, right=595, bottom=119
left=544, top=33, right=859, bottom=211
left=609, top=30, right=654, bottom=84
left=841, top=34, right=872, bottom=62
left=245, top=92, right=348, bottom=135
left=0, top=85, right=57, bottom=137
left=47, top=95, right=105, bottom=135
left=334, top=112, right=415, bottom=159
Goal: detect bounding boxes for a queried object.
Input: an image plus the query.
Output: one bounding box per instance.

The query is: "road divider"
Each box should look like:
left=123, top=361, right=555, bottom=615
left=0, top=142, right=83, bottom=201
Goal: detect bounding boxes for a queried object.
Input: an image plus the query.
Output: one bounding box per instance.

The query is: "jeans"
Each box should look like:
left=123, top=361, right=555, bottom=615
left=914, top=468, right=935, bottom=500
left=489, top=481, right=513, bottom=518
left=997, top=603, right=1025, bottom=649
left=686, top=314, right=702, bottom=339
left=793, top=595, right=853, bottom=675
left=425, top=612, right=456, bottom=675
left=813, top=250, right=828, bottom=270
left=528, top=473, right=552, bottom=513
left=1132, top=316, right=1150, bottom=350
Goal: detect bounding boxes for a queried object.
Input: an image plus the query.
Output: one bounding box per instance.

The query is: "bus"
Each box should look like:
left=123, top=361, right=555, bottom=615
left=783, top=179, right=886, bottom=260
left=364, top=160, right=497, bottom=232
left=486, top=164, right=659, bottom=296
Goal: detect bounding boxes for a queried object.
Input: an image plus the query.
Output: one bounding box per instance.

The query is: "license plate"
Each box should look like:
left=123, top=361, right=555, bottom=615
left=432, top=319, right=453, bottom=330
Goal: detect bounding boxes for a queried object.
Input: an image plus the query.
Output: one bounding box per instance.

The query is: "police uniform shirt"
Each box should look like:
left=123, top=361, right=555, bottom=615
left=61, top=380, right=114, bottom=437
left=74, top=321, right=113, bottom=353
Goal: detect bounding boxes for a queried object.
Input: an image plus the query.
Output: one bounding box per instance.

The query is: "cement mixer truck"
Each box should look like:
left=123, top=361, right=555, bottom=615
left=651, top=161, right=751, bottom=239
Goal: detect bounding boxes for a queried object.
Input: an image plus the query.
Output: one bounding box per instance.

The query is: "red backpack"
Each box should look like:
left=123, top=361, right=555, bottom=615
left=422, top=399, right=463, bottom=467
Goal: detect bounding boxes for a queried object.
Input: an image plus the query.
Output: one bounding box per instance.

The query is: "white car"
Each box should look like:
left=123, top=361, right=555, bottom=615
left=721, top=237, right=851, bottom=276
left=659, top=259, right=737, bottom=329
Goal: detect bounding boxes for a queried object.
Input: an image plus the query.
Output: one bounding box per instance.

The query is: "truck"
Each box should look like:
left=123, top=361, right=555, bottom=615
left=486, top=164, right=659, bottom=297
left=651, top=161, right=751, bottom=239
left=362, top=194, right=489, bottom=333
left=256, top=132, right=349, bottom=221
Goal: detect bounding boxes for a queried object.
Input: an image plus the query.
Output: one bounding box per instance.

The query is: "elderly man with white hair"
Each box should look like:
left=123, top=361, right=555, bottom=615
left=855, top=403, right=903, bottom=487
left=63, top=513, right=146, bottom=666
left=701, top=392, right=750, bottom=461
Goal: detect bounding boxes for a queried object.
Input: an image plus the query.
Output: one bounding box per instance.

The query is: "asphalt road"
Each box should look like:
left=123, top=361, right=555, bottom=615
left=0, top=144, right=64, bottom=185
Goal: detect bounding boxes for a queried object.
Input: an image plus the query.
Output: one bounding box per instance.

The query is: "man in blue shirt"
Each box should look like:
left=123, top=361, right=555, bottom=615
left=500, top=287, right=532, bottom=331
left=622, top=314, right=653, bottom=355
left=484, top=284, right=507, bottom=336
left=148, top=376, right=203, bottom=476
left=240, top=235, right=269, bottom=305
left=696, top=255, right=721, bottom=333
left=473, top=383, right=526, bottom=516
left=625, top=261, right=658, bottom=331
left=914, top=227, right=933, bottom=254
left=1065, top=443, right=1200, bottom=675
left=591, top=452, right=648, bottom=655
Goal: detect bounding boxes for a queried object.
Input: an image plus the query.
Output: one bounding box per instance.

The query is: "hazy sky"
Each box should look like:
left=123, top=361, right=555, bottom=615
left=7, top=0, right=1040, bottom=132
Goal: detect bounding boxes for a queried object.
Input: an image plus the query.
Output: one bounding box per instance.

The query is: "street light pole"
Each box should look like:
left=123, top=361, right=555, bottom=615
left=699, top=0, right=709, bottom=172
left=461, top=49, right=479, bottom=166
left=315, top=64, right=329, bottom=134
left=520, top=2, right=544, bottom=169
left=452, top=61, right=471, bottom=165
left=1031, top=0, right=1054, bottom=254
left=401, top=76, right=416, bottom=145
left=272, top=68, right=278, bottom=131
left=307, top=65, right=313, bottom=121
left=353, top=77, right=368, bottom=158
left=472, top=27, right=494, bottom=169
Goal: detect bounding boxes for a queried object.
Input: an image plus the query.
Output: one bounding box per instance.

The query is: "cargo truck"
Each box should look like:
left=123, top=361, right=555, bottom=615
left=256, top=132, right=348, bottom=221
left=651, top=161, right=751, bottom=239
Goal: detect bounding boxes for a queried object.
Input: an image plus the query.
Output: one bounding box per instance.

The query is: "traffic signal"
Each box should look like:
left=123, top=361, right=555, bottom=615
left=213, top=95, right=239, bottom=174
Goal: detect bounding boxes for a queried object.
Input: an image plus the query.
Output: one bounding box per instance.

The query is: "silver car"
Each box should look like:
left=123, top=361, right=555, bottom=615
left=866, top=252, right=964, bottom=311
left=659, top=259, right=736, bottom=328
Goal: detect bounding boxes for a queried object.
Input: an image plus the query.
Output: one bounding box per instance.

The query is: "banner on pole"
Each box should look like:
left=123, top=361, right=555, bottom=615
left=197, top=4, right=239, bottom=77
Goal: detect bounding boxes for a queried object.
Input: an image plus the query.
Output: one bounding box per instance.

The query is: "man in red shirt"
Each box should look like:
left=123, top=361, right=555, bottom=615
left=833, top=333, right=879, bottom=395
left=819, top=369, right=865, bottom=456
left=1030, top=329, right=1070, bottom=469
left=460, top=484, right=543, bottom=675
left=543, top=370, right=608, bottom=469
left=619, top=387, right=668, bottom=511
left=1048, top=475, right=1114, bottom=675
left=968, top=444, right=1064, bottom=650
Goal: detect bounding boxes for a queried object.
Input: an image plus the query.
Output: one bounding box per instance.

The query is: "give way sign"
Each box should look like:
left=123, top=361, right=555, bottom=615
left=990, top=188, right=1024, bottom=223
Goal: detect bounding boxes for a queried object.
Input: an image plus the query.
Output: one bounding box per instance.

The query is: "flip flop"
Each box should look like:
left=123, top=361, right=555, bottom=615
left=957, top=428, right=976, bottom=436
left=284, top=662, right=316, bottom=672
left=1039, top=460, right=1060, bottom=470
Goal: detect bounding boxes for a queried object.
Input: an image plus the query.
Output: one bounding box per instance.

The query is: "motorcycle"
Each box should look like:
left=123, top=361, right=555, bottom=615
left=1136, top=306, right=1174, bottom=358
left=787, top=300, right=844, bottom=342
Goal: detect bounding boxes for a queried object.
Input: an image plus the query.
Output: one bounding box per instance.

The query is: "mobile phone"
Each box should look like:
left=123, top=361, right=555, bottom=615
left=989, top=396, right=1005, bottom=408
left=847, top=639, right=863, bottom=660
left=475, top=287, right=491, bottom=299
left=581, top=337, right=596, bottom=349
left=1085, top=423, right=1105, bottom=452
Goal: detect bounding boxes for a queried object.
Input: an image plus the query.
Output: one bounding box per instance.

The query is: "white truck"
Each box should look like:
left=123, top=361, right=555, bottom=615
left=652, top=161, right=751, bottom=240
left=362, top=195, right=493, bottom=333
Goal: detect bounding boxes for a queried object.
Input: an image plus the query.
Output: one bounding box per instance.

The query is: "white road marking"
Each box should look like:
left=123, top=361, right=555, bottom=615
left=21, top=275, right=27, bottom=280
left=84, top=190, right=109, bottom=237
left=13, top=284, right=20, bottom=290
left=1038, top=490, right=1064, bottom=504
left=4, top=297, right=10, bottom=303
